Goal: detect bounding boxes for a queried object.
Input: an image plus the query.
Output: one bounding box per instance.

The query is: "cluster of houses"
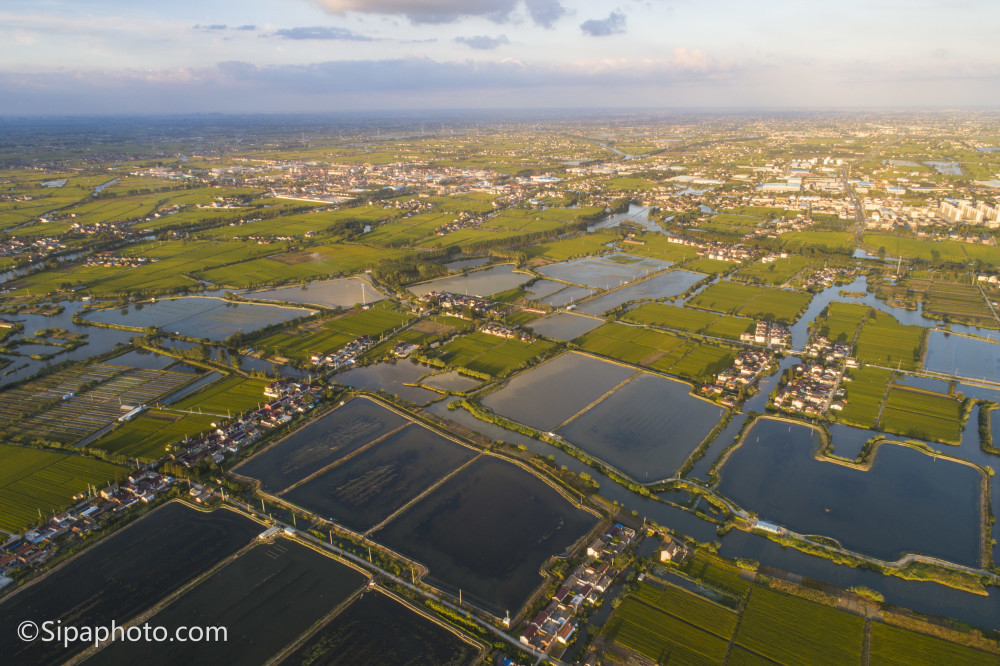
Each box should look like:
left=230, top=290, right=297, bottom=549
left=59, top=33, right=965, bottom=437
left=805, top=266, right=854, bottom=289
left=0, top=470, right=174, bottom=585
left=739, top=321, right=791, bottom=348
left=86, top=252, right=154, bottom=268
left=698, top=242, right=756, bottom=263
left=480, top=322, right=531, bottom=341
left=420, top=291, right=503, bottom=317
left=0, top=235, right=64, bottom=258
left=434, top=212, right=487, bottom=236
left=702, top=349, right=773, bottom=406
left=168, top=380, right=321, bottom=468
left=310, top=336, right=373, bottom=368
left=772, top=361, right=846, bottom=417
left=520, top=523, right=636, bottom=654
left=804, top=336, right=852, bottom=363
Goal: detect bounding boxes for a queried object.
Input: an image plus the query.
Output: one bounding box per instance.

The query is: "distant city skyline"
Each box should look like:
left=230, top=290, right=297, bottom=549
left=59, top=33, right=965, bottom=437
left=2, top=0, right=998, bottom=115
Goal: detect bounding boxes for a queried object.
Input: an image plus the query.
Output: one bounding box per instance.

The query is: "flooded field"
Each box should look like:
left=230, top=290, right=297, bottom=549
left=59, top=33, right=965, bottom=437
left=419, top=370, right=482, bottom=393
left=575, top=270, right=704, bottom=315
left=923, top=330, right=1000, bottom=382
left=528, top=311, right=604, bottom=341
left=106, top=348, right=190, bottom=371
left=717, top=419, right=982, bottom=565
left=234, top=398, right=409, bottom=493
left=284, top=424, right=478, bottom=532
left=557, top=373, right=723, bottom=481
left=537, top=256, right=653, bottom=288
left=374, top=456, right=598, bottom=615
left=84, top=297, right=314, bottom=340
left=285, top=590, right=481, bottom=665
left=521, top=278, right=573, bottom=301
left=481, top=352, right=637, bottom=432
left=407, top=264, right=532, bottom=297
left=334, top=359, right=440, bottom=404
left=245, top=277, right=385, bottom=309
left=0, top=503, right=259, bottom=664
left=97, top=539, right=368, bottom=665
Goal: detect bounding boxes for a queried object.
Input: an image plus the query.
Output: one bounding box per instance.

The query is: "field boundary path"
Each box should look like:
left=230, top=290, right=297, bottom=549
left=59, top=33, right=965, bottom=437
left=263, top=584, right=365, bottom=666
left=722, top=579, right=756, bottom=664
left=861, top=618, right=872, bottom=666
left=979, top=284, right=1000, bottom=329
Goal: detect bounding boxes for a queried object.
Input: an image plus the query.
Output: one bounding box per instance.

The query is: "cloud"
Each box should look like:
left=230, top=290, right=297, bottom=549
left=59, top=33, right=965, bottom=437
left=524, top=0, right=566, bottom=28
left=270, top=26, right=374, bottom=41
left=313, top=0, right=519, bottom=24
left=193, top=24, right=257, bottom=31
left=454, top=35, right=510, bottom=50
left=580, top=10, right=626, bottom=36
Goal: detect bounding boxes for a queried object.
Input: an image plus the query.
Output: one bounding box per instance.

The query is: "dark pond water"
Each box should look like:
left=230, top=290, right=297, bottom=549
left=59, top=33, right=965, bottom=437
left=407, top=264, right=531, bottom=298
left=235, top=397, right=409, bottom=493
left=557, top=373, right=724, bottom=481
left=575, top=270, right=705, bottom=315
left=0, top=503, right=260, bottom=664
left=245, top=277, right=385, bottom=309
left=84, top=297, right=314, bottom=341
left=333, top=359, right=439, bottom=405
left=527, top=311, right=604, bottom=341
left=285, top=424, right=478, bottom=532
left=287, top=590, right=480, bottom=665
left=481, top=352, right=637, bottom=432
left=97, top=539, right=367, bottom=666
left=444, top=256, right=490, bottom=272
left=716, top=418, right=982, bottom=566
left=373, top=456, right=598, bottom=616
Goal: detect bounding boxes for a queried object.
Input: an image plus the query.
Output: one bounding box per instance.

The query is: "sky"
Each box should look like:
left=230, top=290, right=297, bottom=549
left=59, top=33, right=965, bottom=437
left=1, top=0, right=998, bottom=115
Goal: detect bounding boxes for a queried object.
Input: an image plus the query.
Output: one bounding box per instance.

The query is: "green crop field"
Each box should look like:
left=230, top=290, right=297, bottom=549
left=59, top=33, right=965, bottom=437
left=436, top=331, right=556, bottom=376
left=604, top=596, right=730, bottom=665
left=703, top=316, right=755, bottom=340
left=618, top=235, right=701, bottom=263
left=255, top=308, right=412, bottom=361
left=736, top=256, right=812, bottom=285
left=864, top=233, right=1000, bottom=265
left=838, top=366, right=893, bottom=429
left=780, top=231, right=855, bottom=254
left=625, top=303, right=719, bottom=333
left=574, top=322, right=733, bottom=382
left=523, top=232, right=616, bottom=262
left=735, top=586, right=864, bottom=666
left=94, top=411, right=219, bottom=460
left=689, top=282, right=811, bottom=324
left=855, top=311, right=926, bottom=371
left=819, top=302, right=871, bottom=342
left=681, top=552, right=752, bottom=597
left=869, top=622, right=998, bottom=665
left=682, top=258, right=738, bottom=275
left=879, top=386, right=964, bottom=444
left=171, top=375, right=271, bottom=415
left=0, top=445, right=127, bottom=532
left=633, top=582, right=738, bottom=638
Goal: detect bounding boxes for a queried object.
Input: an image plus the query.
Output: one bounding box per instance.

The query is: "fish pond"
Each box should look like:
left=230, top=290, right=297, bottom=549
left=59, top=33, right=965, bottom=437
left=407, top=264, right=532, bottom=298
left=528, top=311, right=604, bottom=341
left=537, top=256, right=655, bottom=289
left=481, top=352, right=637, bottom=432
left=923, top=330, right=1000, bottom=382
left=575, top=270, right=704, bottom=315
left=234, top=397, right=409, bottom=494
left=83, top=297, right=314, bottom=340
left=419, top=370, right=482, bottom=393
left=283, top=424, right=479, bottom=532
left=333, top=359, right=440, bottom=405
left=96, top=538, right=368, bottom=665
left=557, top=373, right=724, bottom=481
left=245, top=277, right=385, bottom=309
left=374, top=456, right=598, bottom=616
left=716, top=418, right=983, bottom=566
left=0, top=503, right=259, bottom=665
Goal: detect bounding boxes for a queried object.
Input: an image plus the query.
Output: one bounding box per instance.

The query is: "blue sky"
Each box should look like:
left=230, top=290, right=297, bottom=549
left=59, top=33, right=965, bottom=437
left=1, top=0, right=997, bottom=114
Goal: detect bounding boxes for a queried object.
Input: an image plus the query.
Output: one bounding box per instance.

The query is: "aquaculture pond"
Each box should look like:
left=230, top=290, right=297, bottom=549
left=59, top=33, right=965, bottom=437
left=443, top=256, right=490, bottom=271
left=97, top=539, right=368, bottom=665
left=245, top=277, right=385, bottom=309
left=407, top=264, right=532, bottom=298
left=575, top=269, right=704, bottom=315
left=481, top=352, right=637, bottom=432
left=716, top=418, right=983, bottom=566
left=285, top=590, right=481, bottom=665
left=234, top=397, right=409, bottom=494
left=83, top=297, right=314, bottom=340
left=0, top=503, right=260, bottom=665
left=528, top=311, right=604, bottom=341
left=924, top=330, right=1000, bottom=382
left=374, top=456, right=598, bottom=616
left=537, top=256, right=655, bottom=289
left=538, top=284, right=596, bottom=307
left=521, top=278, right=573, bottom=301
left=333, top=358, right=440, bottom=405
left=283, top=424, right=479, bottom=532
left=557, top=373, right=724, bottom=481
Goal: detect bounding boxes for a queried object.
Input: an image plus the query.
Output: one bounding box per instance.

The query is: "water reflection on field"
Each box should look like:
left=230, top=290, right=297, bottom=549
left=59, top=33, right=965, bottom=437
left=245, top=277, right=385, bottom=308
left=407, top=264, right=531, bottom=297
